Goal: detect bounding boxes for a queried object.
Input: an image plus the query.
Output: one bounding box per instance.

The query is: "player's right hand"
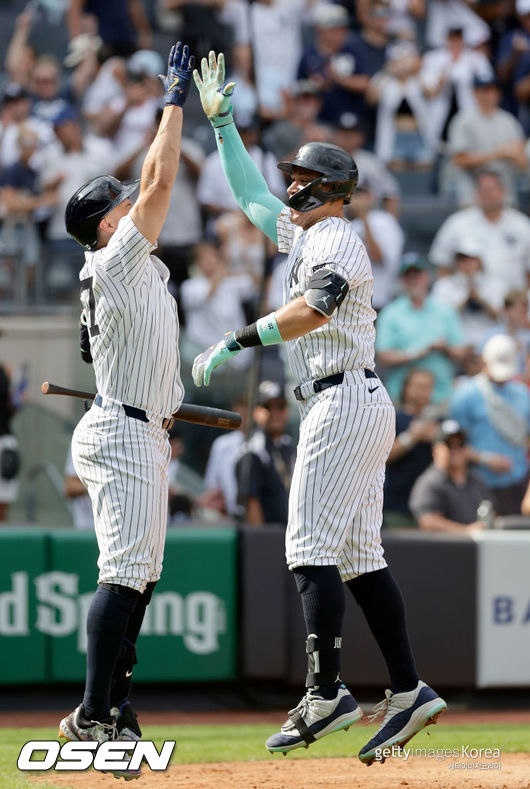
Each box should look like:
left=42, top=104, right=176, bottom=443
left=193, top=51, right=235, bottom=126
left=159, top=41, right=195, bottom=108
left=192, top=332, right=243, bottom=387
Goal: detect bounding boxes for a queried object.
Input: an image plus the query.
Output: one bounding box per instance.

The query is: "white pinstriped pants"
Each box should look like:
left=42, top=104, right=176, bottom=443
left=286, top=369, right=396, bottom=580
left=72, top=401, right=171, bottom=593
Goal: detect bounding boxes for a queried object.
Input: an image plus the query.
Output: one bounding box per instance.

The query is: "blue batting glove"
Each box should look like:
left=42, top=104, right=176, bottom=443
left=192, top=332, right=243, bottom=387
left=159, top=41, right=195, bottom=108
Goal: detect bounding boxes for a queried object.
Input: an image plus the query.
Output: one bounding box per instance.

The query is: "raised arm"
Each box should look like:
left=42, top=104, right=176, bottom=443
left=193, top=51, right=284, bottom=244
left=130, top=42, right=194, bottom=245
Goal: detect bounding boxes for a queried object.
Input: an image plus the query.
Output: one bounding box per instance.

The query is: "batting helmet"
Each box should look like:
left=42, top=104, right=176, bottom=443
left=65, top=175, right=139, bottom=250
left=278, top=142, right=358, bottom=212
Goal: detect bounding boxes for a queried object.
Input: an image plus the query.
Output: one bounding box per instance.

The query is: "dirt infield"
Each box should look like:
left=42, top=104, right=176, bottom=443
left=5, top=708, right=530, bottom=728
left=34, top=753, right=530, bottom=789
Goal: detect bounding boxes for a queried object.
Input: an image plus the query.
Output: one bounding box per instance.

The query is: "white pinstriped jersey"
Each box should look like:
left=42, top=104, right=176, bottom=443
left=79, top=214, right=184, bottom=419
left=276, top=206, right=376, bottom=384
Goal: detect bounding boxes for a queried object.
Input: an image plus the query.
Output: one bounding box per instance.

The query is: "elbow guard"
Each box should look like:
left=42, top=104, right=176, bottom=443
left=304, top=268, right=349, bottom=317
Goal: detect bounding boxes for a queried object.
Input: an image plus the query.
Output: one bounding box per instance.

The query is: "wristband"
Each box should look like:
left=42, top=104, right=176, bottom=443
left=211, top=108, right=234, bottom=129
left=257, top=312, right=284, bottom=346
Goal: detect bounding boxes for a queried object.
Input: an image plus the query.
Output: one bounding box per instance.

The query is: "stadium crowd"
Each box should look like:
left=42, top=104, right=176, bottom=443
left=0, top=0, right=529, bottom=528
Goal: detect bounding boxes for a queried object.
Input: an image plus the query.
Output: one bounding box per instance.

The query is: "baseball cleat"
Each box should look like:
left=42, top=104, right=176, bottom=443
left=266, top=683, right=363, bottom=753
left=358, top=681, right=447, bottom=766
left=59, top=704, right=141, bottom=780
left=111, top=701, right=142, bottom=740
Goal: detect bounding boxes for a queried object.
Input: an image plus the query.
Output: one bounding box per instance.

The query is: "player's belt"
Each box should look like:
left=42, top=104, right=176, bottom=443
left=293, top=369, right=378, bottom=402
left=94, top=394, right=175, bottom=431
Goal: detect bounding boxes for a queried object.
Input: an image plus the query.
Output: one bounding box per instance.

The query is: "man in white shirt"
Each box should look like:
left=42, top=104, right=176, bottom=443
left=429, top=170, right=530, bottom=291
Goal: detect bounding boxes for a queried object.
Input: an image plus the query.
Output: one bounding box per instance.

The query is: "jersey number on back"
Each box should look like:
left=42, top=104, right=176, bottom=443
left=80, top=277, right=100, bottom=337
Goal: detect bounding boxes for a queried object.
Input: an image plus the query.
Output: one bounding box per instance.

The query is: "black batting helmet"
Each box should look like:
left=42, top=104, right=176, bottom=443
left=65, top=175, right=139, bottom=250
left=278, top=142, right=358, bottom=212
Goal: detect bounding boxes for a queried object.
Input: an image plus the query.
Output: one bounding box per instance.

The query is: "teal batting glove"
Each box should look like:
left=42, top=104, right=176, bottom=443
left=192, top=332, right=243, bottom=387
left=193, top=51, right=235, bottom=128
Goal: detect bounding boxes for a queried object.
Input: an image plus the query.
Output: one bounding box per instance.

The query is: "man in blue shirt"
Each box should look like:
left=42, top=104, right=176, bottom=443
left=376, top=254, right=468, bottom=405
left=298, top=3, right=369, bottom=125
left=450, top=333, right=529, bottom=515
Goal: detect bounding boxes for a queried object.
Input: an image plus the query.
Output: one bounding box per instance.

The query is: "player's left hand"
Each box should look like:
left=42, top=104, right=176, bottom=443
left=193, top=51, right=235, bottom=125
left=192, top=332, right=243, bottom=387
left=159, top=41, right=195, bottom=108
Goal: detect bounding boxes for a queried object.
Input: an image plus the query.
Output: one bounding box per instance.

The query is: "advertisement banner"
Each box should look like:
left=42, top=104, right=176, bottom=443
left=476, top=531, right=530, bottom=687
left=0, top=528, right=238, bottom=684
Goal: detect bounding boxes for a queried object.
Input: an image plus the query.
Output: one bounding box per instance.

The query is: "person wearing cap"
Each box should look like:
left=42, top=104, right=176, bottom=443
left=39, top=106, right=114, bottom=246
left=376, top=253, right=467, bottom=404
left=262, top=79, right=324, bottom=161
left=450, top=334, right=530, bottom=515
left=347, top=174, right=404, bottom=310
left=0, top=83, right=54, bottom=169
left=429, top=169, right=530, bottom=289
left=333, top=112, right=401, bottom=216
left=481, top=289, right=530, bottom=376
left=445, top=70, right=527, bottom=206
left=297, top=2, right=370, bottom=126
left=236, top=381, right=294, bottom=526
left=430, top=238, right=502, bottom=347
left=409, top=419, right=490, bottom=533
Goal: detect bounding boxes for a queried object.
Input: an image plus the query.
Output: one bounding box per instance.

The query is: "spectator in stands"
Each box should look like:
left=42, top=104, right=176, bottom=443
left=116, top=107, right=204, bottom=297
left=220, top=0, right=309, bottom=120
left=297, top=3, right=370, bottom=126
left=445, top=74, right=527, bottom=207
left=157, top=0, right=232, bottom=61
left=97, top=56, right=161, bottom=164
left=425, top=0, right=491, bottom=51
left=236, top=381, right=295, bottom=527
left=366, top=40, right=434, bottom=169
left=67, top=0, right=152, bottom=56
left=430, top=239, right=502, bottom=348
left=225, top=44, right=258, bottom=130
left=376, top=253, right=467, bottom=405
left=200, top=393, right=249, bottom=520
left=496, top=0, right=530, bottom=118
left=421, top=26, right=494, bottom=152
left=262, top=79, right=324, bottom=161
left=0, top=128, right=58, bottom=300
left=4, top=9, right=38, bottom=89
left=429, top=170, right=530, bottom=291
left=450, top=334, right=530, bottom=516
left=64, top=446, right=94, bottom=529
left=384, top=369, right=440, bottom=527
left=214, top=211, right=265, bottom=284
left=0, top=363, right=20, bottom=522
left=0, top=84, right=54, bottom=169
left=333, top=112, right=401, bottom=216
left=347, top=175, right=404, bottom=310
left=40, top=106, right=114, bottom=245
left=197, top=118, right=284, bottom=224
left=180, top=242, right=255, bottom=369
left=357, top=0, right=426, bottom=47
left=167, top=427, right=195, bottom=524
left=29, top=56, right=76, bottom=127
left=409, top=419, right=489, bottom=533
left=481, top=290, right=530, bottom=376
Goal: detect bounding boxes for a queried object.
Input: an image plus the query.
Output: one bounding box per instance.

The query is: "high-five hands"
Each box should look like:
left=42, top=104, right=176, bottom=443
left=159, top=41, right=195, bottom=108
left=193, top=51, right=236, bottom=126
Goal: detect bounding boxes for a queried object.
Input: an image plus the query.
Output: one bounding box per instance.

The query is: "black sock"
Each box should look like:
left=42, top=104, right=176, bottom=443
left=294, top=566, right=345, bottom=690
left=347, top=568, right=418, bottom=693
left=82, top=584, right=140, bottom=722
left=110, top=582, right=156, bottom=709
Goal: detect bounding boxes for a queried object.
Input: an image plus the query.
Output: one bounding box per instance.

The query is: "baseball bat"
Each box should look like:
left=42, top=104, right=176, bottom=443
left=41, top=382, right=242, bottom=430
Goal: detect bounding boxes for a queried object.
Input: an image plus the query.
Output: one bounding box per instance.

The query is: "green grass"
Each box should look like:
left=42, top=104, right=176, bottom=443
left=1, top=723, right=528, bottom=789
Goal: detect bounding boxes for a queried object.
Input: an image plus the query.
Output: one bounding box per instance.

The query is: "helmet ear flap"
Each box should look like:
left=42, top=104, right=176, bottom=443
left=288, top=176, right=326, bottom=212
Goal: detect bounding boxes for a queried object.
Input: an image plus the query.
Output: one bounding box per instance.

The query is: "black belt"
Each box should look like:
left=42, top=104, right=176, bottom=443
left=293, top=369, right=377, bottom=402
left=94, top=394, right=175, bottom=431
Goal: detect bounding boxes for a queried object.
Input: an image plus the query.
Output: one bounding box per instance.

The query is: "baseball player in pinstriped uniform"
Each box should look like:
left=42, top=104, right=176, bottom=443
left=193, top=52, right=447, bottom=765
left=56, top=43, right=195, bottom=779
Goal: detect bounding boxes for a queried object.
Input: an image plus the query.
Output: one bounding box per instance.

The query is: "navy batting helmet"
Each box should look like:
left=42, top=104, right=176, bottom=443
left=278, top=142, right=358, bottom=212
left=65, top=175, right=139, bottom=250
